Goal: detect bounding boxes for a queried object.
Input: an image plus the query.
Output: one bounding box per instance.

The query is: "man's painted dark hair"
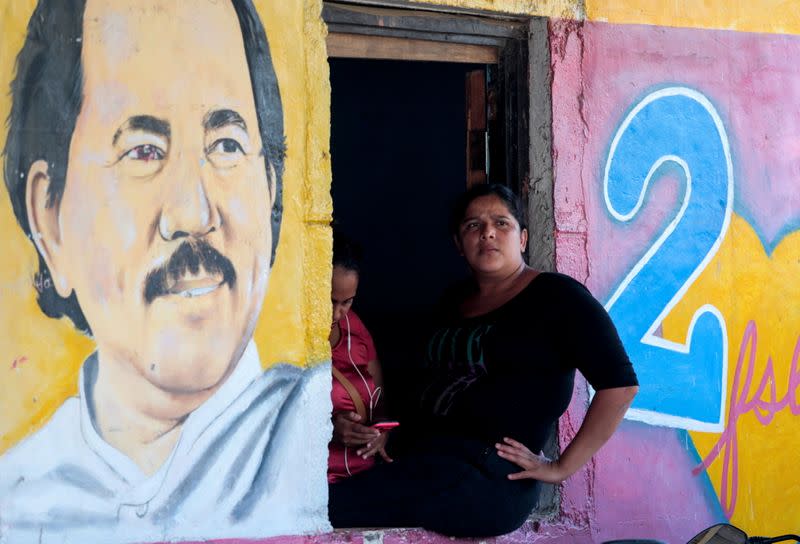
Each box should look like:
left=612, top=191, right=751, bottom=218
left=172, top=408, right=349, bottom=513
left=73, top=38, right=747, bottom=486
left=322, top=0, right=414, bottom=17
left=3, top=0, right=286, bottom=335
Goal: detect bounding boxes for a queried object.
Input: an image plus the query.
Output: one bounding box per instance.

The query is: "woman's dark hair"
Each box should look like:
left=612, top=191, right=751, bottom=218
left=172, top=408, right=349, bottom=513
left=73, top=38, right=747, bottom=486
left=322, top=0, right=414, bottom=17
left=332, top=230, right=363, bottom=275
left=449, top=184, right=527, bottom=238
left=2, top=0, right=285, bottom=335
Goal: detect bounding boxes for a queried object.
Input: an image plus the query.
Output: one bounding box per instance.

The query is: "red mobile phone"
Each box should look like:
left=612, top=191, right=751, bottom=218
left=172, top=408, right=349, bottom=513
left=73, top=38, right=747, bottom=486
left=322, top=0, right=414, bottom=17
left=372, top=421, right=400, bottom=432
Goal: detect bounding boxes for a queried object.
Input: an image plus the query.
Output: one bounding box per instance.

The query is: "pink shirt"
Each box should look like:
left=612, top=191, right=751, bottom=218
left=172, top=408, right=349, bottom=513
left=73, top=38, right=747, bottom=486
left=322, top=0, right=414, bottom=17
left=328, top=310, right=380, bottom=483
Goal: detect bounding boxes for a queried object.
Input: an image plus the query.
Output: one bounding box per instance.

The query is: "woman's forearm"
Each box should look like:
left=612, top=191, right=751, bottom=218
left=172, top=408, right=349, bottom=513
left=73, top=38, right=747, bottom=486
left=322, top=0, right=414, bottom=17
left=556, top=385, right=638, bottom=479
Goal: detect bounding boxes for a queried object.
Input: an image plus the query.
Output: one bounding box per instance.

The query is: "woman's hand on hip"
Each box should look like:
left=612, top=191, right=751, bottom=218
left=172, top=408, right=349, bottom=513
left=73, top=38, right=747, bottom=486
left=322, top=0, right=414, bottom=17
left=332, top=411, right=380, bottom=447
left=495, top=437, right=566, bottom=484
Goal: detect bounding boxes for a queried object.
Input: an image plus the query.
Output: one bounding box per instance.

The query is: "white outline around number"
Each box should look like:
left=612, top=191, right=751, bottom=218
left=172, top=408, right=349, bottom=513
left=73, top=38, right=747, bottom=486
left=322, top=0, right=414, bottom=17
left=603, top=87, right=733, bottom=432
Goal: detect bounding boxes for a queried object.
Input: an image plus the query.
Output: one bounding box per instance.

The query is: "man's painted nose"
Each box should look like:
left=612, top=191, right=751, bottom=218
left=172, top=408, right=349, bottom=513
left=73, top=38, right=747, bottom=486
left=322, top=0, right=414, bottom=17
left=159, top=167, right=221, bottom=241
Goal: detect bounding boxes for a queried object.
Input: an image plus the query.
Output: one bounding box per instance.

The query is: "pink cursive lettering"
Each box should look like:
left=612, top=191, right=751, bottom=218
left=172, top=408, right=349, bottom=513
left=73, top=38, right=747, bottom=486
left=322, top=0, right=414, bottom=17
left=693, top=321, right=800, bottom=517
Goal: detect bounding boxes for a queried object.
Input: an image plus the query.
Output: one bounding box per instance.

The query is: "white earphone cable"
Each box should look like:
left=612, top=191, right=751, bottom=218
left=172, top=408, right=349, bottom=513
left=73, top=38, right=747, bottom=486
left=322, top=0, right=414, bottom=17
left=342, top=312, right=382, bottom=476
left=344, top=312, right=382, bottom=420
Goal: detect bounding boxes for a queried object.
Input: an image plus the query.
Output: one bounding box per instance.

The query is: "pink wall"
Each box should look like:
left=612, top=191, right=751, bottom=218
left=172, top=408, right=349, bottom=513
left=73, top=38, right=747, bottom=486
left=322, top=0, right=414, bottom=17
left=551, top=18, right=800, bottom=543
left=570, top=22, right=800, bottom=297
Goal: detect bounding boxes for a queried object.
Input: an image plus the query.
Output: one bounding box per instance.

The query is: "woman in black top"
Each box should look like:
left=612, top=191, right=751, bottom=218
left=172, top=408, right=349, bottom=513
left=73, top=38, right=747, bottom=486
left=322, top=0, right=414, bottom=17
left=328, top=184, right=638, bottom=537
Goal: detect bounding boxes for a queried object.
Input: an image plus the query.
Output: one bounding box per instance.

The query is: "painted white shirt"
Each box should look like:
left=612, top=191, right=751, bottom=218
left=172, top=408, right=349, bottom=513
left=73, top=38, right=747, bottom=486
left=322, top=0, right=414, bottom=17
left=0, top=341, right=333, bottom=543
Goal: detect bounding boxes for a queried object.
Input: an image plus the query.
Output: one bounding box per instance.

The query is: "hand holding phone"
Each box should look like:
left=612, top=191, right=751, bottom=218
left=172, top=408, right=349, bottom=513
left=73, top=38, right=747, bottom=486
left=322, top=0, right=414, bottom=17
left=371, top=421, right=400, bottom=432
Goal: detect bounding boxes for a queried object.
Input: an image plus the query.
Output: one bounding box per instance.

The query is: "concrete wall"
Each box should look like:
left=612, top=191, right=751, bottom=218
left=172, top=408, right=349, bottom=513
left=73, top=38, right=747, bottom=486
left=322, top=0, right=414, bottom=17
left=0, top=1, right=335, bottom=541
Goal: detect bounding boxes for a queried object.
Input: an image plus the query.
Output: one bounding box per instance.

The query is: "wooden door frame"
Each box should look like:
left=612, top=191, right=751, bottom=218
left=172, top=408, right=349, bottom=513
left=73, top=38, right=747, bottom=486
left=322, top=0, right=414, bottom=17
left=324, top=2, right=556, bottom=274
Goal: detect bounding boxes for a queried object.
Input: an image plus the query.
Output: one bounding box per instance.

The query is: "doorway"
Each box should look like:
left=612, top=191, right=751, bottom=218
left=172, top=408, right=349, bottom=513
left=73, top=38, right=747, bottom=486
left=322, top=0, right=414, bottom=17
left=325, top=1, right=557, bottom=517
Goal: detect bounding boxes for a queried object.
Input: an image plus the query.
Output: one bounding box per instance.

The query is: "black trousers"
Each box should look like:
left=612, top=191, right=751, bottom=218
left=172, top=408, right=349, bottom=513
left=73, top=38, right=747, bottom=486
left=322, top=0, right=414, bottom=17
left=328, top=436, right=540, bottom=538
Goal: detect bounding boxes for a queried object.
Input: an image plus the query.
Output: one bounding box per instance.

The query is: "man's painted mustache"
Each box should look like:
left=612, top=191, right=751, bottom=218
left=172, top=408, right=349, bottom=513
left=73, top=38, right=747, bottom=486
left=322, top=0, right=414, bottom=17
left=144, top=241, right=236, bottom=304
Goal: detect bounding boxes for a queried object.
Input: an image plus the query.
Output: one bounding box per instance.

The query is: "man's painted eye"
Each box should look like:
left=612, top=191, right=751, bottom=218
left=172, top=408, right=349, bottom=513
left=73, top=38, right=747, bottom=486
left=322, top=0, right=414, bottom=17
left=209, top=138, right=244, bottom=155
left=206, top=138, right=246, bottom=168
left=124, top=144, right=165, bottom=161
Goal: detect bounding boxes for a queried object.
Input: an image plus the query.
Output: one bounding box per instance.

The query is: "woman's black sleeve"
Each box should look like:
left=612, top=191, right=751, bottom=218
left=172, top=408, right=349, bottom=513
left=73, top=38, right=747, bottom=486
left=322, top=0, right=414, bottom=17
left=549, top=274, right=638, bottom=390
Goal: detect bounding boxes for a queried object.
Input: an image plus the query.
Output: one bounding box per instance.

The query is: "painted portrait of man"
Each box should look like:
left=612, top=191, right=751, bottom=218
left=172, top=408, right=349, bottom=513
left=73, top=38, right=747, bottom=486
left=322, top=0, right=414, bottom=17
left=0, top=0, right=331, bottom=541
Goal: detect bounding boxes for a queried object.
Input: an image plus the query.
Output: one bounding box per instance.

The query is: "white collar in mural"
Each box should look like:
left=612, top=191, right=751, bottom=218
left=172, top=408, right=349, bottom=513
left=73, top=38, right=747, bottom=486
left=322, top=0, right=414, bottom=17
left=78, top=340, right=263, bottom=488
left=0, top=340, right=332, bottom=543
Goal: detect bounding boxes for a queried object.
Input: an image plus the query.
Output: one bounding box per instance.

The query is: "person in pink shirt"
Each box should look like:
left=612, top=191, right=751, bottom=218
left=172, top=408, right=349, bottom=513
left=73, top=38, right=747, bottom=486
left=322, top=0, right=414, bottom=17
left=328, top=232, right=392, bottom=483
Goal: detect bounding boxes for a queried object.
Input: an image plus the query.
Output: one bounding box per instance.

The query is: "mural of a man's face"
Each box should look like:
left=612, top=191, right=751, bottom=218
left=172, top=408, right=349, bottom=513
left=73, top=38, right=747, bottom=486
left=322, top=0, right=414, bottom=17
left=27, top=0, right=275, bottom=394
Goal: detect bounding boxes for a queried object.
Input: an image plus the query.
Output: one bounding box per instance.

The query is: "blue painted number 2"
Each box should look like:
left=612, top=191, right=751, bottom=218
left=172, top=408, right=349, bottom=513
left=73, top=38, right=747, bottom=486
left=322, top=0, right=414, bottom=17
left=603, top=87, right=733, bottom=431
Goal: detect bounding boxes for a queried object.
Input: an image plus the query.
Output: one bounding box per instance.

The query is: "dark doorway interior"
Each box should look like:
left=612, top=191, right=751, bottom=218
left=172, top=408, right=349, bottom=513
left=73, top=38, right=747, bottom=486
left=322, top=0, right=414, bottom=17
left=330, top=58, right=485, bottom=369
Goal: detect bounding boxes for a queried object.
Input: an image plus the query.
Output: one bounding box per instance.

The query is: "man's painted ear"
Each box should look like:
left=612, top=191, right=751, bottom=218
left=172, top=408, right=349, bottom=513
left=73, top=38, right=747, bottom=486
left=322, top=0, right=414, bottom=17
left=25, top=160, right=71, bottom=298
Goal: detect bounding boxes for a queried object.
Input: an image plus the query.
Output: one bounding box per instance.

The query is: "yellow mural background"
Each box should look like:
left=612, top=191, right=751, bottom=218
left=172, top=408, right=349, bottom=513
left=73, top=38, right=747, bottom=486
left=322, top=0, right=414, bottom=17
left=663, top=213, right=800, bottom=535
left=413, top=0, right=800, bottom=35
left=0, top=1, right=333, bottom=454
left=586, top=0, right=800, bottom=34
left=410, top=0, right=583, bottom=19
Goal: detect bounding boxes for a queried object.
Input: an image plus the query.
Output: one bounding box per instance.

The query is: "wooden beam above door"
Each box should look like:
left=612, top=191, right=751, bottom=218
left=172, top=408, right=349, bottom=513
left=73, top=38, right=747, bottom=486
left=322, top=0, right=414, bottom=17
left=327, top=32, right=499, bottom=63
